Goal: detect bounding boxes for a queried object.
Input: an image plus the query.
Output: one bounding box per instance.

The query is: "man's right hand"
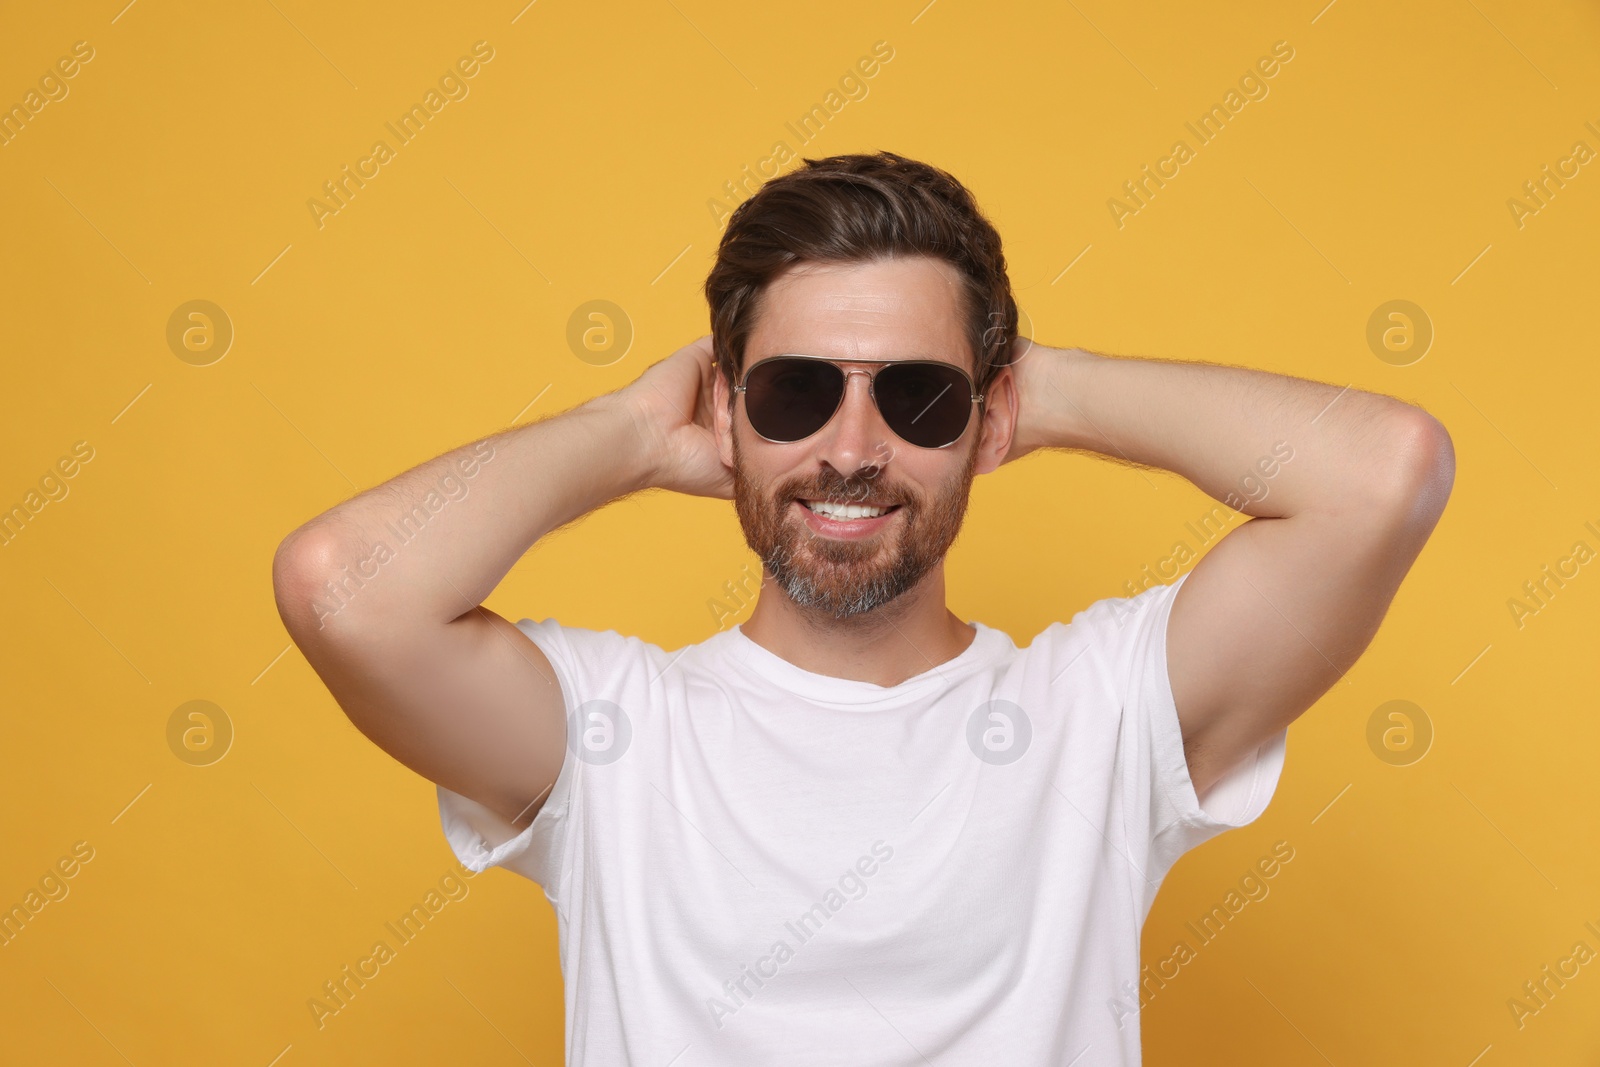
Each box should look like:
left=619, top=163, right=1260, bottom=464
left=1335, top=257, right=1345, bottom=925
left=615, top=335, right=735, bottom=501
left=273, top=333, right=736, bottom=838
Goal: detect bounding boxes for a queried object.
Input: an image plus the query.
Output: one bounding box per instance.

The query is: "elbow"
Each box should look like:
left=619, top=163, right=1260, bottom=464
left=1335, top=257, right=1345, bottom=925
left=271, top=527, right=345, bottom=639
left=1382, top=412, right=1456, bottom=526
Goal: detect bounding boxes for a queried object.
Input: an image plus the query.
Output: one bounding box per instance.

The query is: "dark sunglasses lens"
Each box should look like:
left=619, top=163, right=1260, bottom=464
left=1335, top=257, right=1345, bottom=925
left=876, top=363, right=973, bottom=447
left=745, top=359, right=844, bottom=442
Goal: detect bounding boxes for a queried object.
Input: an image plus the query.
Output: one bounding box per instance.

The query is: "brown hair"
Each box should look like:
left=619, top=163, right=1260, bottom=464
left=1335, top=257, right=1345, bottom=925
left=704, top=150, right=1018, bottom=407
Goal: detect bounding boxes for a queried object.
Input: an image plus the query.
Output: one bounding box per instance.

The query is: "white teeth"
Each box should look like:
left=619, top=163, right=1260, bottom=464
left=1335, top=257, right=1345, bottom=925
left=803, top=500, right=891, bottom=520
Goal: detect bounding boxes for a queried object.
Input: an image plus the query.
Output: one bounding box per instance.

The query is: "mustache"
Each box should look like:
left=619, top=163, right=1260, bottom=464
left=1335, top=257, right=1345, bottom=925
left=784, top=479, right=907, bottom=507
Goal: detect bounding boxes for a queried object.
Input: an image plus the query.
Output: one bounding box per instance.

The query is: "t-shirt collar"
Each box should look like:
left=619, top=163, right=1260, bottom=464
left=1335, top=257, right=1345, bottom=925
left=718, top=621, right=1009, bottom=707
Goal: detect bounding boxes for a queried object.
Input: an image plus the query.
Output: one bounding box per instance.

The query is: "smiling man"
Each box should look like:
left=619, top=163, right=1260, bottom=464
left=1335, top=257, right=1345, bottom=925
left=272, top=151, right=1454, bottom=1065
left=723, top=254, right=991, bottom=679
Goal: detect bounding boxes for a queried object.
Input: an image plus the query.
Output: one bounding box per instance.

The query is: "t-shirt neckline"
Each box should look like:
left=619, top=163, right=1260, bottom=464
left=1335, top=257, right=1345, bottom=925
left=723, top=620, right=1007, bottom=706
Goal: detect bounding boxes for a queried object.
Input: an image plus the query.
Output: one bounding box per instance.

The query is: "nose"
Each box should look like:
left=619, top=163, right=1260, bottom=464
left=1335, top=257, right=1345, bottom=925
left=812, top=369, right=893, bottom=481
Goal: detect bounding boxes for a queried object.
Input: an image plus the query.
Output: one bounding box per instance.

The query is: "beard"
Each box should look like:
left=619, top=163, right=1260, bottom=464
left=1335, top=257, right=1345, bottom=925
left=730, top=429, right=981, bottom=620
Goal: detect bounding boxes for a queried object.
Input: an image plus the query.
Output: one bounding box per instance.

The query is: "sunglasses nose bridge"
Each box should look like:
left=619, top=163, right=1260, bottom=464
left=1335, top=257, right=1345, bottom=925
left=842, top=367, right=876, bottom=405
left=815, top=367, right=895, bottom=468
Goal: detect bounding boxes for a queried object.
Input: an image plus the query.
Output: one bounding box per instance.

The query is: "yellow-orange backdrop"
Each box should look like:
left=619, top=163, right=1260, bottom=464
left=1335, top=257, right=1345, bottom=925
left=2, top=1, right=1597, bottom=1063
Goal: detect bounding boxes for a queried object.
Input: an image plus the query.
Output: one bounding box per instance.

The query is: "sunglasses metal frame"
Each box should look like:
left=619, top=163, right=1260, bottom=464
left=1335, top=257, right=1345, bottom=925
left=733, top=353, right=986, bottom=449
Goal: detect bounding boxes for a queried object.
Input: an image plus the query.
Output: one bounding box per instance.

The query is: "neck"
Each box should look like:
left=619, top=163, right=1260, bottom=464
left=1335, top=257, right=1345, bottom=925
left=739, top=564, right=976, bottom=687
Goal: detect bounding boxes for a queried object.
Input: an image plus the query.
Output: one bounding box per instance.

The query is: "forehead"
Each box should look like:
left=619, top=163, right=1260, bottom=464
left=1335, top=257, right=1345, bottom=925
left=747, top=255, right=971, bottom=370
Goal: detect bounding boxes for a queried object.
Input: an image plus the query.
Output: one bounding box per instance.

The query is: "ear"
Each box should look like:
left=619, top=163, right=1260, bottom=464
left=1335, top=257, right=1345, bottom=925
left=973, top=364, right=1018, bottom=476
left=713, top=365, right=735, bottom=468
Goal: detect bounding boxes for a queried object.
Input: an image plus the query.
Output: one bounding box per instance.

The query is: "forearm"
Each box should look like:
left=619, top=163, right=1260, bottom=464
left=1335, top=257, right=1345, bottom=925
left=274, top=392, right=655, bottom=635
left=1032, top=346, right=1435, bottom=518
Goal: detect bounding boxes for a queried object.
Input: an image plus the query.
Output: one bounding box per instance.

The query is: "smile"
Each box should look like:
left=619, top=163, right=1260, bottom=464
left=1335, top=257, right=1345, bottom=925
left=799, top=499, right=901, bottom=520
left=792, top=499, right=904, bottom=540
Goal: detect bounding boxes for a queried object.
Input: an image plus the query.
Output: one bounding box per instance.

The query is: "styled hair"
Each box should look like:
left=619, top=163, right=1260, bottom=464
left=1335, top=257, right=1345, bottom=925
left=704, top=150, right=1018, bottom=406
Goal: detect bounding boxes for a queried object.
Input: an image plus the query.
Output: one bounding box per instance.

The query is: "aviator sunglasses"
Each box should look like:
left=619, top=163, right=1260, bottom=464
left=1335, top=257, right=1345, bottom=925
left=734, top=354, right=985, bottom=449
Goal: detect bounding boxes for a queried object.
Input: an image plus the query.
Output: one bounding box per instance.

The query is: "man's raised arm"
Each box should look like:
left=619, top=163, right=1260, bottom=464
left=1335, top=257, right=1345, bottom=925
left=1003, top=340, right=1455, bottom=798
left=269, top=337, right=721, bottom=832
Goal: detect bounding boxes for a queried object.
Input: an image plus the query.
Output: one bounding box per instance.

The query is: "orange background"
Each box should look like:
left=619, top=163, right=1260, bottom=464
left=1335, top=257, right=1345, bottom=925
left=2, top=0, right=1597, bottom=1063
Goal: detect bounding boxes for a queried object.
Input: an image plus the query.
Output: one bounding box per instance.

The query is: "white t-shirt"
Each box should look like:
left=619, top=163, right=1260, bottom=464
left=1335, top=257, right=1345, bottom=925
left=437, top=570, right=1287, bottom=1065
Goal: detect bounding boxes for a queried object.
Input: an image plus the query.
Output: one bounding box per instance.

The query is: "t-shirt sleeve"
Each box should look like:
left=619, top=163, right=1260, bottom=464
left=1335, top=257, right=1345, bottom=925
left=1080, top=570, right=1289, bottom=917
left=434, top=617, right=615, bottom=890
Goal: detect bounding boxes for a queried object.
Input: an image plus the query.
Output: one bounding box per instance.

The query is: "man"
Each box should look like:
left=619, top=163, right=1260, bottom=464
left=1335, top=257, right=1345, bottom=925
left=272, top=151, right=1454, bottom=1064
